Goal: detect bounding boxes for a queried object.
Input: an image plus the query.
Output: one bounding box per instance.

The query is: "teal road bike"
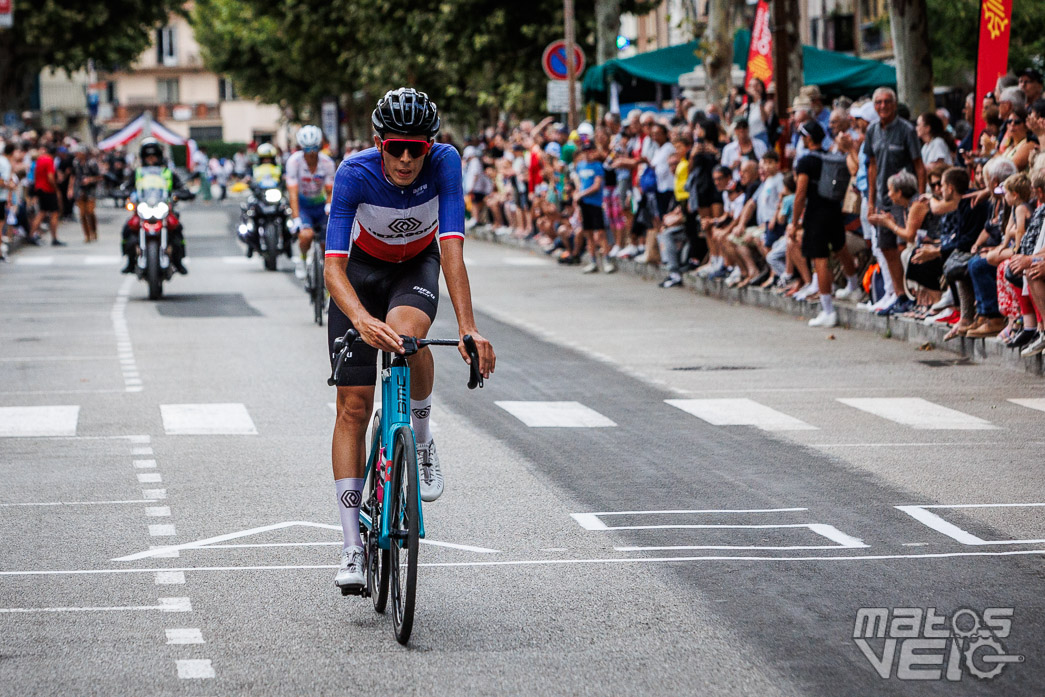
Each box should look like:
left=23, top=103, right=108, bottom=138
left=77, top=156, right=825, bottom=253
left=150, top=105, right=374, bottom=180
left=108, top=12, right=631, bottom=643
left=328, top=328, right=483, bottom=644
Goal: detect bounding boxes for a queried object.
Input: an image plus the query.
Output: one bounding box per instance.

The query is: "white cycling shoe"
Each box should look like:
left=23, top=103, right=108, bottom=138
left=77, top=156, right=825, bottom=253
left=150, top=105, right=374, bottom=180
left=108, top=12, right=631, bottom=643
left=416, top=439, right=444, bottom=502
left=334, top=546, right=365, bottom=589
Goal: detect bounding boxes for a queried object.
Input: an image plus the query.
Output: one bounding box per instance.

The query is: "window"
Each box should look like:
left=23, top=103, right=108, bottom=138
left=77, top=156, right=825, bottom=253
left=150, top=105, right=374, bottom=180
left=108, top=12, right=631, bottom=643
left=157, top=26, right=177, bottom=66
left=189, top=126, right=223, bottom=142
left=218, top=78, right=237, bottom=102
left=157, top=78, right=180, bottom=104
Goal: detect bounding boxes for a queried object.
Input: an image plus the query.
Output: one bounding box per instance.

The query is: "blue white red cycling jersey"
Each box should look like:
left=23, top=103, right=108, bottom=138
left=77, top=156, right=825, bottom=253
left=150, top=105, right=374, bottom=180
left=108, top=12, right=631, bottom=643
left=325, top=143, right=465, bottom=263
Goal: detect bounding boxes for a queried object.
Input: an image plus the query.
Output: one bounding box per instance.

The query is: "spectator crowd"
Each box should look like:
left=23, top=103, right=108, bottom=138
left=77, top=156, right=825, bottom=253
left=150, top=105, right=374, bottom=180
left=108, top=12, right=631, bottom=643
left=458, top=67, right=1045, bottom=359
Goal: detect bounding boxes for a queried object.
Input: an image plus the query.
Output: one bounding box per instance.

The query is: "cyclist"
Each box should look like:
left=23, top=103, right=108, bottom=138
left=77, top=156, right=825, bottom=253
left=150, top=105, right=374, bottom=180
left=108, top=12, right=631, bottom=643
left=326, top=88, right=495, bottom=590
left=286, top=125, right=335, bottom=280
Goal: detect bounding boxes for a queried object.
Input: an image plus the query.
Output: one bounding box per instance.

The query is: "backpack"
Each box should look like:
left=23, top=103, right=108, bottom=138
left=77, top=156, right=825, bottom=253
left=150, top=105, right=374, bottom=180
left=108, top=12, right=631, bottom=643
left=816, top=151, right=851, bottom=202
left=639, top=165, right=658, bottom=195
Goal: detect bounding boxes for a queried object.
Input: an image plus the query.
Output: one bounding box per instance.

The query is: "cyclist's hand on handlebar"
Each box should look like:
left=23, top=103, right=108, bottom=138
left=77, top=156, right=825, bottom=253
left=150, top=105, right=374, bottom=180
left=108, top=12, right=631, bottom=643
left=460, top=331, right=495, bottom=378
left=355, top=314, right=404, bottom=354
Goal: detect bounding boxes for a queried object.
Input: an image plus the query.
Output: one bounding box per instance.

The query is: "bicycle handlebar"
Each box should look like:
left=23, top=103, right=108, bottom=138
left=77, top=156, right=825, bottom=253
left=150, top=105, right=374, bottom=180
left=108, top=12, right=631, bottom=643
left=328, top=329, right=483, bottom=390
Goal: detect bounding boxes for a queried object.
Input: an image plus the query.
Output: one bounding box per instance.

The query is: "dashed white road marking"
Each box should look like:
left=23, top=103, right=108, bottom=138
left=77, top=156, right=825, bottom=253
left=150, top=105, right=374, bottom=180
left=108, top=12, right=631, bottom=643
left=14, top=256, right=54, bottom=266
left=837, top=397, right=997, bottom=430
left=155, top=571, right=185, bottom=585
left=1010, top=398, right=1045, bottom=414
left=664, top=398, right=817, bottom=431
left=160, top=403, right=258, bottom=435
left=176, top=659, right=214, bottom=679
left=0, top=597, right=191, bottom=613
left=84, top=255, right=122, bottom=265
left=502, top=256, right=549, bottom=266
left=896, top=502, right=1045, bottom=545
left=112, top=276, right=140, bottom=392
left=146, top=507, right=171, bottom=517
left=149, top=524, right=176, bottom=537
left=0, top=406, right=79, bottom=437
left=137, top=473, right=162, bottom=484
left=167, top=628, right=204, bottom=645
left=134, top=459, right=157, bottom=469
left=142, top=488, right=166, bottom=499
left=132, top=447, right=154, bottom=456
left=495, top=401, right=616, bottom=427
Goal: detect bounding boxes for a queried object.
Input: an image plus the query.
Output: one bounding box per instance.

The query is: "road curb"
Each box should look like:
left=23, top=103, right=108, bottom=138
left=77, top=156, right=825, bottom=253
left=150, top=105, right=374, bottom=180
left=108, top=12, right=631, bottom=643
left=470, top=225, right=1044, bottom=377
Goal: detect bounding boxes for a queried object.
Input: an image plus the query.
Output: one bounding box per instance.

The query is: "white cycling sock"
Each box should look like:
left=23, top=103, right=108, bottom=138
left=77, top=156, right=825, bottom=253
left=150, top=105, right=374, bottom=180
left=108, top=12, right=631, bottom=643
left=335, top=478, right=364, bottom=549
left=820, top=294, right=836, bottom=314
left=411, top=395, right=432, bottom=444
left=846, top=273, right=860, bottom=290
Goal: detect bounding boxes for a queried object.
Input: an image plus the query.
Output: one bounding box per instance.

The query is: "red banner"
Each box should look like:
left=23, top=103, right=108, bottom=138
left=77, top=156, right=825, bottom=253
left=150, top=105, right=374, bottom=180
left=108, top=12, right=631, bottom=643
left=973, top=0, right=1012, bottom=143
left=0, top=0, right=12, bottom=28
left=743, top=0, right=774, bottom=93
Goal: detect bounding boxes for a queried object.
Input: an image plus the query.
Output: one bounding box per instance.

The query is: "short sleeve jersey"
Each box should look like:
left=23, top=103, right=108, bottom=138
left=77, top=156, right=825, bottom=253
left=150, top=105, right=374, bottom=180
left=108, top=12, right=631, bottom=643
left=576, top=159, right=605, bottom=206
left=795, top=152, right=841, bottom=218
left=862, top=117, right=922, bottom=201
left=326, top=143, right=466, bottom=263
left=285, top=150, right=335, bottom=205
left=34, top=155, right=56, bottom=193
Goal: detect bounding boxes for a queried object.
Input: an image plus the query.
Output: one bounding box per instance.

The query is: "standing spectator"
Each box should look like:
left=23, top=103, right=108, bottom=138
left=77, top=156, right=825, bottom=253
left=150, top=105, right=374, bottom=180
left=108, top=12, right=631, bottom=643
left=738, top=77, right=773, bottom=146
left=55, top=147, right=75, bottom=221
left=0, top=143, right=15, bottom=252
left=720, top=118, right=767, bottom=178
left=573, top=142, right=614, bottom=274
left=30, top=144, right=64, bottom=246
left=864, top=87, right=926, bottom=314
left=635, top=122, right=675, bottom=265
left=803, top=85, right=832, bottom=133
left=916, top=112, right=955, bottom=167
left=996, top=86, right=1026, bottom=144
left=233, top=149, right=248, bottom=180
left=1019, top=68, right=1044, bottom=106
left=70, top=146, right=101, bottom=242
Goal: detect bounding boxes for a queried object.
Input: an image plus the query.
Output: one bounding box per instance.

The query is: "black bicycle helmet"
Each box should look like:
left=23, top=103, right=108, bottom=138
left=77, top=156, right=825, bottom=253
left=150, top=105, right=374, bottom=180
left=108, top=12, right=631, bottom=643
left=139, top=137, right=163, bottom=161
left=371, top=88, right=440, bottom=138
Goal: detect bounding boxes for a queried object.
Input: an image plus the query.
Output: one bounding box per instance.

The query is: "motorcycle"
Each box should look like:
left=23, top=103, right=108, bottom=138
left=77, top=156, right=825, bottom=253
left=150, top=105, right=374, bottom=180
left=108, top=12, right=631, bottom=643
left=125, top=167, right=193, bottom=300
left=238, top=178, right=293, bottom=271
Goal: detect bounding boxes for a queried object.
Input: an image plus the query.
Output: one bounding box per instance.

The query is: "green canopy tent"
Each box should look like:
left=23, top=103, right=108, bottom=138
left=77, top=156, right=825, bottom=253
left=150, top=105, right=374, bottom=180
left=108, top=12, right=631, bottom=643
left=581, top=30, right=897, bottom=105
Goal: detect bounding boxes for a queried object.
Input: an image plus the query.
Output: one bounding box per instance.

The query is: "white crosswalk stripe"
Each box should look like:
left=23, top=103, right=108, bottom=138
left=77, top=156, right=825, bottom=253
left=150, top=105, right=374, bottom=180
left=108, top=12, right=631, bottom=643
left=837, top=397, right=996, bottom=430
left=0, top=406, right=79, bottom=437
left=495, top=401, right=616, bottom=427
left=664, top=398, right=817, bottom=431
left=160, top=403, right=258, bottom=435
left=1009, top=398, right=1045, bottom=414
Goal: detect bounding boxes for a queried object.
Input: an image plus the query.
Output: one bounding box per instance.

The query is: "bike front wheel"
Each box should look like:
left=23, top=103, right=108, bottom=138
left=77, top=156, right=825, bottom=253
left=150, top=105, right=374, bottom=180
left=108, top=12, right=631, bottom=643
left=388, top=425, right=419, bottom=645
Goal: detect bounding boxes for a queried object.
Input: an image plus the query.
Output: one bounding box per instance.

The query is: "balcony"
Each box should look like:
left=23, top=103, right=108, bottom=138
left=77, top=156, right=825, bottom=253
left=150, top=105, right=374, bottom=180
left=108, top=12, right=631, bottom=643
left=108, top=102, right=221, bottom=123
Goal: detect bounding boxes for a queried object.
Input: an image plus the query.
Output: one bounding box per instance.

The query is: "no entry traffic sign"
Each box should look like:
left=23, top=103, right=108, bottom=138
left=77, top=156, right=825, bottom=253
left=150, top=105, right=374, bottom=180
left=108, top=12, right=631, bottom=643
left=542, top=40, right=585, bottom=81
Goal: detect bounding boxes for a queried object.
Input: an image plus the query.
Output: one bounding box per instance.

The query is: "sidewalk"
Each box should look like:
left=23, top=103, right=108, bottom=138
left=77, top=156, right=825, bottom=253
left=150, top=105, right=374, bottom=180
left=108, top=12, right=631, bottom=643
left=470, top=226, right=1045, bottom=377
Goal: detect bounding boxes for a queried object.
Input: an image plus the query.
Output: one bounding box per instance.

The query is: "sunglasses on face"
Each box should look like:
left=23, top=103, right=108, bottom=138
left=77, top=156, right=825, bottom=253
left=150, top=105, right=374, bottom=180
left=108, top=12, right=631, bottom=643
left=302, top=146, right=320, bottom=153
left=930, top=181, right=942, bottom=188
left=1007, top=119, right=1024, bottom=125
left=381, top=138, right=431, bottom=159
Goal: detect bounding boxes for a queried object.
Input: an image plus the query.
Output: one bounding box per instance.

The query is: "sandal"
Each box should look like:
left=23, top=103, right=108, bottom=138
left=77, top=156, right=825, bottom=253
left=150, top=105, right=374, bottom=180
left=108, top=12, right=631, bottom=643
left=944, top=323, right=973, bottom=341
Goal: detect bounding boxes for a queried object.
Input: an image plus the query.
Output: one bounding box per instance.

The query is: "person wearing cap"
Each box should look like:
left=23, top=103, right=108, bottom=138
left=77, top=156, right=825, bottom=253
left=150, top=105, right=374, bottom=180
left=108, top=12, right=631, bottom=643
left=572, top=141, right=614, bottom=274
left=1020, top=68, right=1044, bottom=106
left=792, top=120, right=851, bottom=327
left=787, top=95, right=813, bottom=162
left=863, top=87, right=925, bottom=314
left=801, top=85, right=831, bottom=133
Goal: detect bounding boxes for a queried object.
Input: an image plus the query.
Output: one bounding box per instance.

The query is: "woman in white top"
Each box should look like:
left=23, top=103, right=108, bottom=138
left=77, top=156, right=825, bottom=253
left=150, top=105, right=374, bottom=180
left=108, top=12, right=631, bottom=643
left=739, top=77, right=772, bottom=146
left=916, top=111, right=955, bottom=167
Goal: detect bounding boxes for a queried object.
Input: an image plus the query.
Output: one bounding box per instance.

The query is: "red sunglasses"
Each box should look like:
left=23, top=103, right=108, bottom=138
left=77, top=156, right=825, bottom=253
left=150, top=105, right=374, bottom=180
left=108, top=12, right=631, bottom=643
left=381, top=138, right=431, bottom=158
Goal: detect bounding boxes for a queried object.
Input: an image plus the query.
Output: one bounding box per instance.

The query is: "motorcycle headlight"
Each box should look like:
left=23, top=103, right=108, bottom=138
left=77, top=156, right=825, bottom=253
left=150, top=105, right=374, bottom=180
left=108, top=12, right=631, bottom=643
left=153, top=202, right=169, bottom=218
left=264, top=188, right=283, bottom=204
left=136, top=202, right=152, bottom=218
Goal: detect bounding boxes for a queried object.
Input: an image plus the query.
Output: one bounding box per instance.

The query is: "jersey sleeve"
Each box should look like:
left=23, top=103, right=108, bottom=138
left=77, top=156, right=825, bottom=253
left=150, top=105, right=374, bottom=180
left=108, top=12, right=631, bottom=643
left=284, top=153, right=299, bottom=187
left=325, top=162, right=361, bottom=258
left=434, top=146, right=465, bottom=241
left=322, top=156, right=336, bottom=187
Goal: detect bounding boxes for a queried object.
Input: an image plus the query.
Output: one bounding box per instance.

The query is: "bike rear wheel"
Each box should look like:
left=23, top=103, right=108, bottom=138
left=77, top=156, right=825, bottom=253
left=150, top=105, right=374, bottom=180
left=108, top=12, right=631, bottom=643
left=388, top=425, right=419, bottom=645
left=367, top=409, right=390, bottom=613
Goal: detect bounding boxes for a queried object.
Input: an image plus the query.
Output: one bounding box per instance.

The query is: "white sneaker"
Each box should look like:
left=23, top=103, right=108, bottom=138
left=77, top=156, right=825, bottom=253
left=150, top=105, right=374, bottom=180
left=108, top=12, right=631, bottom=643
left=834, top=285, right=859, bottom=301
left=334, top=546, right=365, bottom=588
left=725, top=266, right=743, bottom=285
left=581, top=262, right=599, bottom=273
left=602, top=260, right=617, bottom=274
left=870, top=293, right=896, bottom=313
left=294, top=257, right=306, bottom=279
left=1021, top=332, right=1045, bottom=357
left=632, top=253, right=649, bottom=264
left=794, top=281, right=818, bottom=301
left=607, top=245, right=621, bottom=258
left=617, top=244, right=638, bottom=259
left=808, top=310, right=838, bottom=327
left=417, top=439, right=444, bottom=502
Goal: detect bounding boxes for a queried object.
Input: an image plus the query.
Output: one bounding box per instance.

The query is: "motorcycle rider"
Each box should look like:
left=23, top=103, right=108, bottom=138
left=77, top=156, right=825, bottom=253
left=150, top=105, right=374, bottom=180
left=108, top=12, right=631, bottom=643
left=249, top=143, right=283, bottom=186
left=120, top=138, right=192, bottom=275
left=285, top=125, right=335, bottom=279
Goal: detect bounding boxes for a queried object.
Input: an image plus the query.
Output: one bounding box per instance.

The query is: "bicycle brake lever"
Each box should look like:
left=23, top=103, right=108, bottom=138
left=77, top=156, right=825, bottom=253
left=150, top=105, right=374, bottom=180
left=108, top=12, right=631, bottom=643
left=462, top=335, right=483, bottom=390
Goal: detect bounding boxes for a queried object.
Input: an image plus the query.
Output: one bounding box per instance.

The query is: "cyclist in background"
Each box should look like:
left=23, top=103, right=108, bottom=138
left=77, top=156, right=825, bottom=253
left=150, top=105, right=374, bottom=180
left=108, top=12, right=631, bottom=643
left=325, top=88, right=495, bottom=590
left=286, top=126, right=335, bottom=279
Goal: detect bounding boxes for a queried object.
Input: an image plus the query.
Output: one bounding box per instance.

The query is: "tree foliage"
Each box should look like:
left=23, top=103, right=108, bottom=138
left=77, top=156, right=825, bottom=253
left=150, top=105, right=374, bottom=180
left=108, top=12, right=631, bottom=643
left=191, top=0, right=657, bottom=130
left=928, top=0, right=1045, bottom=88
left=0, top=0, right=178, bottom=110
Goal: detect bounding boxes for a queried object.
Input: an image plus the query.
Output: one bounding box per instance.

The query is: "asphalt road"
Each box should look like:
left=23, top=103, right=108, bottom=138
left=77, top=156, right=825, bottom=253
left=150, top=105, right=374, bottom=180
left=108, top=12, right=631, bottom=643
left=1, top=200, right=1044, bottom=695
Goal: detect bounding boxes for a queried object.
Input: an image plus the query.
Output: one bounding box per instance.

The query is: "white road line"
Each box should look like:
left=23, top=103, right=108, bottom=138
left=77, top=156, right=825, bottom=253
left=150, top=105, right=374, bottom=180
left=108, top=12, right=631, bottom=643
left=142, top=488, right=166, bottom=499
left=0, top=356, right=117, bottom=362
left=112, top=276, right=140, bottom=392
left=145, top=506, right=171, bottom=517
left=0, top=500, right=156, bottom=507
left=502, top=257, right=549, bottom=266
left=149, top=546, right=179, bottom=558
left=220, top=256, right=254, bottom=265
left=133, top=459, right=157, bottom=469
left=166, top=628, right=204, bottom=645
left=837, top=397, right=997, bottom=430
left=1010, top=398, right=1045, bottom=414
left=0, top=597, right=191, bottom=613
left=495, top=401, right=617, bottom=427
left=10, top=434, right=150, bottom=442
left=84, top=255, right=122, bottom=265
left=191, top=539, right=500, bottom=553
left=176, top=659, right=214, bottom=679
left=13, top=256, right=55, bottom=266
left=131, top=447, right=154, bottom=456
left=137, top=473, right=162, bottom=484
left=571, top=508, right=808, bottom=531
left=149, top=524, right=176, bottom=537
left=160, top=403, right=258, bottom=435
left=155, top=571, right=186, bottom=585
left=897, top=503, right=1045, bottom=545
left=0, top=406, right=79, bottom=437
left=664, top=398, right=817, bottom=431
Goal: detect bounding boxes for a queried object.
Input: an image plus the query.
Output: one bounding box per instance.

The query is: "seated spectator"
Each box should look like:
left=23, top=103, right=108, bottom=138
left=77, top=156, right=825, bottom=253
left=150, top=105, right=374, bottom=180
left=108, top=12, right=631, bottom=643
left=917, top=111, right=956, bottom=167
left=868, top=171, right=935, bottom=315
left=989, top=172, right=1035, bottom=343
left=696, top=165, right=740, bottom=279
left=767, top=172, right=800, bottom=290
left=720, top=118, right=767, bottom=179
left=1009, top=168, right=1045, bottom=355
left=998, top=106, right=1036, bottom=171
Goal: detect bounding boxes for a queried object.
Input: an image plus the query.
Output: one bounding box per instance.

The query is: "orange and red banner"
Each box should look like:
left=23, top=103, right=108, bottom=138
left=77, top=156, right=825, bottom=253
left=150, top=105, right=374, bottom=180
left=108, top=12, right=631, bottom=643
left=973, top=0, right=1012, bottom=142
left=743, top=0, right=774, bottom=94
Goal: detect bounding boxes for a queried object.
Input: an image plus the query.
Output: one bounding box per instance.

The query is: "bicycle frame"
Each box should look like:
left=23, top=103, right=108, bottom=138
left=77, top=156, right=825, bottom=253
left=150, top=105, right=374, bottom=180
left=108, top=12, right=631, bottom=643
left=359, top=350, right=425, bottom=550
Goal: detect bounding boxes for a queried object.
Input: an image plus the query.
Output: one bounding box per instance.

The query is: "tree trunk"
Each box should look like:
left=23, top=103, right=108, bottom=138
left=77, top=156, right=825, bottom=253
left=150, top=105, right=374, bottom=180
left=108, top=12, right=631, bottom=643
left=594, top=0, right=620, bottom=66
left=772, top=0, right=802, bottom=120
left=889, top=0, right=934, bottom=115
left=703, top=0, right=734, bottom=108
left=0, top=31, right=40, bottom=114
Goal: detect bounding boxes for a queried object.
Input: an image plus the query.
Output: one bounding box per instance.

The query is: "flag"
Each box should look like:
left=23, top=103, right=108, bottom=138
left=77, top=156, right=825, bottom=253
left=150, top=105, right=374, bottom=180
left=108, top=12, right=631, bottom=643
left=149, top=119, right=186, bottom=146
left=97, top=114, right=147, bottom=151
left=973, top=0, right=1012, bottom=143
left=743, top=0, right=774, bottom=94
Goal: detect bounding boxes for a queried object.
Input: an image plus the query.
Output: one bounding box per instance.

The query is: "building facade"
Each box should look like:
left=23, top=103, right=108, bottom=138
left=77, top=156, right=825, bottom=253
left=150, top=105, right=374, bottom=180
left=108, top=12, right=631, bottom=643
left=98, top=8, right=285, bottom=146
